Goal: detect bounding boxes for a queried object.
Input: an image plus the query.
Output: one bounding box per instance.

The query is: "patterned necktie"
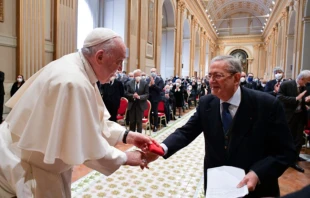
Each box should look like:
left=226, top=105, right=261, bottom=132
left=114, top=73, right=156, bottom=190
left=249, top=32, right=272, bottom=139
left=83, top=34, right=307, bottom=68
left=222, top=102, right=232, bottom=134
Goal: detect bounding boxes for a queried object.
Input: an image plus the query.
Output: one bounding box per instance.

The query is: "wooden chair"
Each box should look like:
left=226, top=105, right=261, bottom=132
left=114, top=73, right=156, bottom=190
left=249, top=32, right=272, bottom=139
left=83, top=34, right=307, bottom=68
left=116, top=97, right=128, bottom=128
left=142, top=100, right=152, bottom=135
left=157, top=101, right=167, bottom=129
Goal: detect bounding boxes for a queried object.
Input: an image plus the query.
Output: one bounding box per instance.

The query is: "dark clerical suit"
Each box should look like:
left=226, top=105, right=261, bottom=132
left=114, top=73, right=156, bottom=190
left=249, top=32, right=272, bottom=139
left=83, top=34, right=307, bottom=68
left=277, top=80, right=310, bottom=160
left=0, top=71, right=4, bottom=122
left=100, top=79, right=124, bottom=122
left=125, top=80, right=149, bottom=133
left=163, top=87, right=295, bottom=197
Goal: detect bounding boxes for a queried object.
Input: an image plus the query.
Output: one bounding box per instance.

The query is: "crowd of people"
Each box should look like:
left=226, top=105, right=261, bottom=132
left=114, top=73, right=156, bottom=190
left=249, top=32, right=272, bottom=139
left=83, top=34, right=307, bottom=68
left=0, top=27, right=310, bottom=197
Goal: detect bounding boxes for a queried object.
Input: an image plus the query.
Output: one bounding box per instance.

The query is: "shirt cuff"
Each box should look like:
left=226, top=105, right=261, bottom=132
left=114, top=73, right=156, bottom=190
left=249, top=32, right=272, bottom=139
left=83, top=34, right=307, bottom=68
left=121, top=151, right=128, bottom=165
left=160, top=143, right=168, bottom=156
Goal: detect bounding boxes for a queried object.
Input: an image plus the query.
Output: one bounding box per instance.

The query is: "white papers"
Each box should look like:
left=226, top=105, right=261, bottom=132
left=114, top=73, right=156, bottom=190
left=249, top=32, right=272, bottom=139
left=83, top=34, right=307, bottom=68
left=206, top=166, right=249, bottom=198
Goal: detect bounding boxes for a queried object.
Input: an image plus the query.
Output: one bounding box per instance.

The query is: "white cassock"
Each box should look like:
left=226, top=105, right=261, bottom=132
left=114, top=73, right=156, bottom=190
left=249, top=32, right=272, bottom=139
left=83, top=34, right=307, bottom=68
left=0, top=52, right=127, bottom=198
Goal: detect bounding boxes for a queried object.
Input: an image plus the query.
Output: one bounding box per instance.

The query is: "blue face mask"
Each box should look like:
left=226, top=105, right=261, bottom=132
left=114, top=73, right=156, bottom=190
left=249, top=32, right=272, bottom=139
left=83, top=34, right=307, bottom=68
left=248, top=77, right=253, bottom=82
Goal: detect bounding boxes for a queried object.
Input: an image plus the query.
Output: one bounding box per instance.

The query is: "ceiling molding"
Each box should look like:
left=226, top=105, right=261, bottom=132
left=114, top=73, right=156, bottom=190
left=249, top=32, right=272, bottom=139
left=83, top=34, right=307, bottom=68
left=184, top=0, right=217, bottom=43
left=262, top=0, right=289, bottom=39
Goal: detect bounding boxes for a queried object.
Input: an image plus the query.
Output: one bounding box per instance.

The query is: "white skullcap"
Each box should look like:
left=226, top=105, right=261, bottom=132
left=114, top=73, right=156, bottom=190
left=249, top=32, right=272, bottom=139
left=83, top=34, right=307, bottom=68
left=83, top=28, right=120, bottom=48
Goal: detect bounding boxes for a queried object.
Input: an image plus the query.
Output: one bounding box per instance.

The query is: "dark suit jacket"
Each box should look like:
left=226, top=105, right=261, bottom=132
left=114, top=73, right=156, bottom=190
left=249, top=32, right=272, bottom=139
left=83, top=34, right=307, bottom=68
left=264, top=79, right=285, bottom=96
left=277, top=80, right=310, bottom=124
left=163, top=87, right=295, bottom=197
left=125, top=80, right=149, bottom=111
left=101, top=79, right=124, bottom=108
left=281, top=185, right=310, bottom=198
left=147, top=77, right=164, bottom=102
left=0, top=71, right=4, bottom=95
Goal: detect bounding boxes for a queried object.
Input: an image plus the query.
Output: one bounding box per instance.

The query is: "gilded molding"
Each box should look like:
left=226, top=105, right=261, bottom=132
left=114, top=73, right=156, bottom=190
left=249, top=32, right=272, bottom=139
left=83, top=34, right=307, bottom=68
left=0, top=34, right=17, bottom=47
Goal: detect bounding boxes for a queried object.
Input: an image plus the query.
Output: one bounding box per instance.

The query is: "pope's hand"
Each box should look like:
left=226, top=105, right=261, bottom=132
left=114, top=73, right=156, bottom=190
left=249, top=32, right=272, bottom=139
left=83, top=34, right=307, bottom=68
left=126, top=132, right=160, bottom=152
left=124, top=150, right=147, bottom=167
left=237, top=171, right=259, bottom=192
left=140, top=151, right=160, bottom=170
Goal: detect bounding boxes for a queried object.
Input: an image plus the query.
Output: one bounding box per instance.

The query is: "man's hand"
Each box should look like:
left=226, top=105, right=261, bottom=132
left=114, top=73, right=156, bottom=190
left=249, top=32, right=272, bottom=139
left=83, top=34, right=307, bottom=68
left=237, top=171, right=259, bottom=192
left=126, top=132, right=160, bottom=152
left=297, top=90, right=307, bottom=101
left=305, top=95, right=310, bottom=103
left=149, top=77, right=155, bottom=86
left=124, top=150, right=147, bottom=167
left=140, top=152, right=160, bottom=170
left=274, top=83, right=280, bottom=93
left=133, top=92, right=139, bottom=99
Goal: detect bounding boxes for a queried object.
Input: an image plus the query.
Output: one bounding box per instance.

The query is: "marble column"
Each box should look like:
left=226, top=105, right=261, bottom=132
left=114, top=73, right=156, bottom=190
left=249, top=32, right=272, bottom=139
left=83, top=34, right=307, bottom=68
left=301, top=16, right=310, bottom=70
left=54, top=0, right=77, bottom=59
left=174, top=1, right=185, bottom=76
left=17, top=0, right=46, bottom=79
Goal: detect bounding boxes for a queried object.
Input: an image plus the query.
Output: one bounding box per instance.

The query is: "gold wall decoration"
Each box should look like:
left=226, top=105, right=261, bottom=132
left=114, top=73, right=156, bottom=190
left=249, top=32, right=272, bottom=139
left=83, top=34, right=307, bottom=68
left=0, top=0, right=3, bottom=22
left=146, top=0, right=154, bottom=58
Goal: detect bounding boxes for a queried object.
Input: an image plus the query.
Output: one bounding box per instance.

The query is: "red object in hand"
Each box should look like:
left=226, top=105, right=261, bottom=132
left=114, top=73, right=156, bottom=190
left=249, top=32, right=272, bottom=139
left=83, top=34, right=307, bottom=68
left=148, top=144, right=164, bottom=156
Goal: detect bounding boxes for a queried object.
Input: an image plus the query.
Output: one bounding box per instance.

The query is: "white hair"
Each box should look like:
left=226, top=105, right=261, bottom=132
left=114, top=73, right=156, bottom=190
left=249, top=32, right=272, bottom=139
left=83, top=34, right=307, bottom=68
left=133, top=69, right=142, bottom=75
left=297, top=70, right=310, bottom=80
left=211, top=55, right=242, bottom=73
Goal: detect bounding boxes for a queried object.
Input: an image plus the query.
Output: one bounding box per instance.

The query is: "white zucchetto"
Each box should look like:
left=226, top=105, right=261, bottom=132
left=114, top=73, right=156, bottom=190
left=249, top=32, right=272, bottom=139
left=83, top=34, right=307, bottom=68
left=83, top=28, right=120, bottom=48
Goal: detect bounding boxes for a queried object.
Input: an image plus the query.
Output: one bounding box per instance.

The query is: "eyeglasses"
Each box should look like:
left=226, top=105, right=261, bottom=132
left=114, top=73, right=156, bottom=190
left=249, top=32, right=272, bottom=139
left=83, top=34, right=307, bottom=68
left=208, top=73, right=235, bottom=80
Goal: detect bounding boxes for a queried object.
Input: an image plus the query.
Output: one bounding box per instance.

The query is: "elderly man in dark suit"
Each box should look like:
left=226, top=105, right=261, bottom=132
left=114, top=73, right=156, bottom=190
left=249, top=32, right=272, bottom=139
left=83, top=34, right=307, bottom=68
left=277, top=70, right=310, bottom=173
left=147, top=68, right=164, bottom=132
left=125, top=69, right=149, bottom=133
left=0, top=71, right=4, bottom=122
left=146, top=55, right=295, bottom=197
left=100, top=73, right=124, bottom=122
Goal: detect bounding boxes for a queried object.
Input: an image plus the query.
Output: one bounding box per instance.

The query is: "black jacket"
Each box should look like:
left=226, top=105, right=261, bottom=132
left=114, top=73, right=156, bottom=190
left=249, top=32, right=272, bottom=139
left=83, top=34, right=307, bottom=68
left=163, top=87, right=295, bottom=197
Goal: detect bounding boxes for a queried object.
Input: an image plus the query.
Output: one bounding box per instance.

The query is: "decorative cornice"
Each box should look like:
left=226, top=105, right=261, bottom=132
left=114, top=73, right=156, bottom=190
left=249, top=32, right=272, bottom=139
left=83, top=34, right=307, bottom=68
left=45, top=41, right=54, bottom=53
left=184, top=0, right=217, bottom=42
left=0, top=34, right=17, bottom=47
left=303, top=17, right=310, bottom=23
left=263, top=0, right=289, bottom=39
left=162, top=27, right=176, bottom=31
left=217, top=35, right=263, bottom=44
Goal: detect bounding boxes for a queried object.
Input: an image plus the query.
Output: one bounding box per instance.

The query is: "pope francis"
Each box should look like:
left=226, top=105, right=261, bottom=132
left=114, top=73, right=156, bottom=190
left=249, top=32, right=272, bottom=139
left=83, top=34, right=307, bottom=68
left=0, top=28, right=156, bottom=197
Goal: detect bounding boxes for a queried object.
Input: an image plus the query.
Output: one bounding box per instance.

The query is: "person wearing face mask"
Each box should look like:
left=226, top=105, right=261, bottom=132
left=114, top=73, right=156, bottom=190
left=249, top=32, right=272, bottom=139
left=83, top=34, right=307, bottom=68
left=125, top=69, right=149, bottom=133
left=147, top=68, right=164, bottom=132
left=256, top=79, right=267, bottom=92
left=141, top=72, right=147, bottom=80
left=10, top=75, right=25, bottom=97
left=239, top=72, right=257, bottom=90
left=277, top=70, right=310, bottom=173
left=264, top=67, right=285, bottom=96
left=100, top=73, right=124, bottom=122
left=173, top=80, right=184, bottom=118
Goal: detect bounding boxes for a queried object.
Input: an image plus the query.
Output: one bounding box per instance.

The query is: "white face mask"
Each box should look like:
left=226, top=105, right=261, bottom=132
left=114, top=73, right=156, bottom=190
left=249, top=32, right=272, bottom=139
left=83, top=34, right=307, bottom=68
left=17, top=78, right=23, bottom=82
left=176, top=83, right=180, bottom=87
left=275, top=73, right=283, bottom=80
left=129, top=77, right=133, bottom=80
left=135, top=76, right=141, bottom=82
left=197, top=82, right=201, bottom=85
left=240, top=77, right=246, bottom=83
left=141, top=76, right=146, bottom=79
left=261, top=83, right=266, bottom=87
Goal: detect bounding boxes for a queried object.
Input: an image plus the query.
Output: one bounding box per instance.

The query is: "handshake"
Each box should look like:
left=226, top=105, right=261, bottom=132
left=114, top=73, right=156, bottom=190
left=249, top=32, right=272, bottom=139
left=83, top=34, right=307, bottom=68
left=123, top=131, right=165, bottom=169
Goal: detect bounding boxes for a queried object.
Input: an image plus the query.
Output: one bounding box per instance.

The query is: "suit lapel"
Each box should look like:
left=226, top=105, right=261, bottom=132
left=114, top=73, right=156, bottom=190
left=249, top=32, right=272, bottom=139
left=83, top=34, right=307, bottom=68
left=227, top=88, right=255, bottom=158
left=205, top=97, right=222, bottom=137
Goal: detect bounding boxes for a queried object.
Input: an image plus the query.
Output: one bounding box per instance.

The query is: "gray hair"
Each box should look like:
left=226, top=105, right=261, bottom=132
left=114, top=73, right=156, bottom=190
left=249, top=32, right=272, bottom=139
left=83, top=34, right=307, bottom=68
left=210, top=55, right=242, bottom=74
left=296, top=70, right=310, bottom=80
left=133, top=69, right=142, bottom=75
left=273, top=67, right=283, bottom=74
left=81, top=37, right=122, bottom=57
